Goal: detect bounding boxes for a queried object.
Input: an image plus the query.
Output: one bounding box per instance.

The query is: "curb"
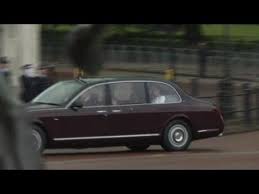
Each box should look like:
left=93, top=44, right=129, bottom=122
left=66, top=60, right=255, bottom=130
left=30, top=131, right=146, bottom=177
left=222, top=128, right=259, bottom=136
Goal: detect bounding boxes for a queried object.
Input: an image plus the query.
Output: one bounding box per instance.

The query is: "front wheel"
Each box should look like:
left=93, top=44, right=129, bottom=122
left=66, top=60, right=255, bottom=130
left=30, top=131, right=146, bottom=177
left=32, top=126, right=47, bottom=154
left=127, top=144, right=150, bottom=152
left=161, top=120, right=192, bottom=152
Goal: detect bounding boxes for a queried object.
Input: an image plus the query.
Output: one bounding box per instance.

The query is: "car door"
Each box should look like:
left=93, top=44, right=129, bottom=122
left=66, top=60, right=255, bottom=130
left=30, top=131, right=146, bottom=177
left=106, top=81, right=155, bottom=137
left=142, top=81, right=183, bottom=134
left=51, top=84, right=109, bottom=143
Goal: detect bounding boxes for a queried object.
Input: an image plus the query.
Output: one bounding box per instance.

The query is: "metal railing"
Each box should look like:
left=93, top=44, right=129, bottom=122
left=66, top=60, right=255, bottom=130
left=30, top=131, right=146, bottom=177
left=190, top=79, right=259, bottom=127
left=42, top=43, right=259, bottom=82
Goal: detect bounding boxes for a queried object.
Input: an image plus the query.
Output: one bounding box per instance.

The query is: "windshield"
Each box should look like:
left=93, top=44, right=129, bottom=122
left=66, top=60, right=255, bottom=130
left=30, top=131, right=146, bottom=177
left=32, top=81, right=85, bottom=106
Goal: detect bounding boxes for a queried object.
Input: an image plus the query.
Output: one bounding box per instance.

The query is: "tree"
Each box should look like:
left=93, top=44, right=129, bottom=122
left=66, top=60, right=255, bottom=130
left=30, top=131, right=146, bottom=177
left=184, top=24, right=202, bottom=44
left=67, top=24, right=107, bottom=76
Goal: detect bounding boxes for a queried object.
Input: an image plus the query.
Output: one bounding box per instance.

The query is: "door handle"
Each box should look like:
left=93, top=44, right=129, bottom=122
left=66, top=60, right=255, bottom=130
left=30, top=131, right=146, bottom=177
left=112, top=109, right=121, bottom=113
left=97, top=110, right=107, bottom=113
left=97, top=110, right=108, bottom=117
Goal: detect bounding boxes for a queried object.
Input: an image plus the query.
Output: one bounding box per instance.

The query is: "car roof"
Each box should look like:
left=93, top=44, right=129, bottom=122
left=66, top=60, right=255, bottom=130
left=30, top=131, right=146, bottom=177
left=72, top=77, right=175, bottom=85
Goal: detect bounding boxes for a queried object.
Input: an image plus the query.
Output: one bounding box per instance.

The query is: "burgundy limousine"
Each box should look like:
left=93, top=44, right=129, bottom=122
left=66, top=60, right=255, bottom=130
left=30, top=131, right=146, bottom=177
left=27, top=78, right=224, bottom=153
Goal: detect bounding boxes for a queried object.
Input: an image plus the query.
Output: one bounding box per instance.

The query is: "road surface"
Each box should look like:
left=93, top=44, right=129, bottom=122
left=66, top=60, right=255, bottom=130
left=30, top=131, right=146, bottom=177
left=44, top=130, right=259, bottom=169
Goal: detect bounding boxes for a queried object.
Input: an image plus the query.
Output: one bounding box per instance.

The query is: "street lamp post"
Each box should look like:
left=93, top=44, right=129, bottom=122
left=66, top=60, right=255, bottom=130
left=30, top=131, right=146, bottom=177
left=219, top=24, right=235, bottom=120
left=224, top=25, right=231, bottom=78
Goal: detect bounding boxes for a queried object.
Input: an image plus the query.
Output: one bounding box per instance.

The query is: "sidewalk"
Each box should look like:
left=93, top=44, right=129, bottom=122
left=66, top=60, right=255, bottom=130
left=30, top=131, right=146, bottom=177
left=223, top=121, right=259, bottom=136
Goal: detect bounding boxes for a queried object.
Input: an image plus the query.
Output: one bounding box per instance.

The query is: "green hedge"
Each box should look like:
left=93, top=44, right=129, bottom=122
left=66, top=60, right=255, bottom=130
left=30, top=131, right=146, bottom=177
left=41, top=26, right=259, bottom=51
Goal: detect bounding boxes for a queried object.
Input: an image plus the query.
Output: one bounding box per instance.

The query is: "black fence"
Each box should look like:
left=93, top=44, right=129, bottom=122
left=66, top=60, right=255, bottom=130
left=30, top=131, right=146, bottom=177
left=191, top=78, right=259, bottom=127
left=42, top=43, right=259, bottom=82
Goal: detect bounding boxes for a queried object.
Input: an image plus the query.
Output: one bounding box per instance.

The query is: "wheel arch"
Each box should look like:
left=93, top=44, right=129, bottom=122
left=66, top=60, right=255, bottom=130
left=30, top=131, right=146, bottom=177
left=164, top=114, right=194, bottom=138
left=32, top=120, right=49, bottom=145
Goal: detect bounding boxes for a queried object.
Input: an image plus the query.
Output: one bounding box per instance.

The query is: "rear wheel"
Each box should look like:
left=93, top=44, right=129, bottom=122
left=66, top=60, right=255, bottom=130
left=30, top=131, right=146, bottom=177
left=127, top=144, right=150, bottom=152
left=161, top=120, right=192, bottom=152
left=32, top=125, right=47, bottom=154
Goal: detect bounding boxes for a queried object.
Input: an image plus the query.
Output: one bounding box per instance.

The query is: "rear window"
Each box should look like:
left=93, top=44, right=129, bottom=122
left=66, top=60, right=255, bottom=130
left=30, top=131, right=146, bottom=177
left=147, top=82, right=181, bottom=104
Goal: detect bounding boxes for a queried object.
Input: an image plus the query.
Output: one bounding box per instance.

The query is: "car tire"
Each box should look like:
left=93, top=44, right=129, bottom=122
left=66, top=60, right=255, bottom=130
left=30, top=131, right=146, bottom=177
left=127, top=144, right=150, bottom=152
left=32, top=125, right=47, bottom=154
left=161, top=120, right=192, bottom=152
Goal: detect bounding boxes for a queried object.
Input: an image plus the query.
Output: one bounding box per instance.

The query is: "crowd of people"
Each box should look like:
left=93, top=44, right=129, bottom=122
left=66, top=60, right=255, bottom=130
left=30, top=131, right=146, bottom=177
left=0, top=56, right=56, bottom=103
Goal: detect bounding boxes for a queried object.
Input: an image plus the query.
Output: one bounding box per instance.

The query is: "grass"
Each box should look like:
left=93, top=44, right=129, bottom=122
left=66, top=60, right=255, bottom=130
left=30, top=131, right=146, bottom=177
left=202, top=25, right=259, bottom=42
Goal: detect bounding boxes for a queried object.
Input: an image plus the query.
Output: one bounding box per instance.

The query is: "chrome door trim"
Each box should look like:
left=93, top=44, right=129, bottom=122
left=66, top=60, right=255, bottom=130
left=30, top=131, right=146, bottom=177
left=53, top=133, right=160, bottom=141
left=197, top=129, right=219, bottom=133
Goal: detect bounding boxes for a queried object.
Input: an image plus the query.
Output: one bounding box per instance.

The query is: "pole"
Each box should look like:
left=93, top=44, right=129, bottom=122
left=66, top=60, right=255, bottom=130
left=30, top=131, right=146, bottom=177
left=243, top=83, right=251, bottom=125
left=256, top=87, right=259, bottom=125
left=223, top=25, right=231, bottom=78
left=191, top=78, right=199, bottom=97
left=220, top=25, right=235, bottom=119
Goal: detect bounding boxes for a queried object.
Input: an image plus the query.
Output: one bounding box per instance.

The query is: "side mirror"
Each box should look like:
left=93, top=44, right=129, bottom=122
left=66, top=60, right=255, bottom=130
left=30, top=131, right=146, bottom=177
left=71, top=101, right=83, bottom=111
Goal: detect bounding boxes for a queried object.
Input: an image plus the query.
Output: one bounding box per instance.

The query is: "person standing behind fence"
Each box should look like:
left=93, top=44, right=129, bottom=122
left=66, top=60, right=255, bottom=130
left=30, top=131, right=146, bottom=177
left=0, top=56, right=11, bottom=83
left=44, top=64, right=57, bottom=85
left=20, top=64, right=38, bottom=103
left=35, top=65, right=54, bottom=95
left=164, top=50, right=177, bottom=81
left=198, top=42, right=208, bottom=78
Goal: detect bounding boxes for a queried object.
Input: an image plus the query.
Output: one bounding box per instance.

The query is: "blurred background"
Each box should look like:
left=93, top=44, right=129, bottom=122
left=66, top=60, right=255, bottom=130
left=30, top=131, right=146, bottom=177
left=1, top=24, right=259, bottom=134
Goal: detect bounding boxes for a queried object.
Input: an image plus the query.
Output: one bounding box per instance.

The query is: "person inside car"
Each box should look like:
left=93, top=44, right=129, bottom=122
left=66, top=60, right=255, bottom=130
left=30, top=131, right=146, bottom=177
left=151, top=86, right=166, bottom=104
left=79, top=87, right=105, bottom=107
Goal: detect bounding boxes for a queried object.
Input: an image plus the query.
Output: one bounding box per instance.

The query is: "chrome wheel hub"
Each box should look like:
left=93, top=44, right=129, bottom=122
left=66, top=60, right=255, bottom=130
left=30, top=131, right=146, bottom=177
left=32, top=130, right=42, bottom=152
left=174, top=131, right=184, bottom=142
left=168, top=124, right=188, bottom=147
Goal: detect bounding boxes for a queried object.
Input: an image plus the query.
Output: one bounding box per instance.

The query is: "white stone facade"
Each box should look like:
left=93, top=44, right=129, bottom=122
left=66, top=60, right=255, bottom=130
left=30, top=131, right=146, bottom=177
left=0, top=24, right=41, bottom=87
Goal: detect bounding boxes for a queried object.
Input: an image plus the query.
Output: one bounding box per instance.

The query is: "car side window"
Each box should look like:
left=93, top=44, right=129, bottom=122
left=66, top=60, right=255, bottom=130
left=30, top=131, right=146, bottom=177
left=77, top=85, right=106, bottom=107
left=147, top=82, right=181, bottom=104
left=110, top=82, right=146, bottom=105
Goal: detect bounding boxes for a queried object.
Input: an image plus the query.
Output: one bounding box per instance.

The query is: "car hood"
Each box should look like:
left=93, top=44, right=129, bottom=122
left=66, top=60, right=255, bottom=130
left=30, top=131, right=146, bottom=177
left=25, top=103, right=62, bottom=112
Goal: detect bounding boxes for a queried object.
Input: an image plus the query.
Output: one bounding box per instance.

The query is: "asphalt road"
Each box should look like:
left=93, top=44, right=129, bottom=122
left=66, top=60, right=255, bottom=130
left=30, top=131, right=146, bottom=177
left=44, top=131, right=259, bottom=170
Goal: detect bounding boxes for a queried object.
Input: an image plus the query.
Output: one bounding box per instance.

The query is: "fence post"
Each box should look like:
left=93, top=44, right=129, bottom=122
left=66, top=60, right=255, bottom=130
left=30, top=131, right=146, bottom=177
left=198, top=43, right=208, bottom=78
left=110, top=45, right=116, bottom=63
left=218, top=78, right=235, bottom=120
left=243, top=83, right=252, bottom=125
left=191, top=78, right=199, bottom=97
left=256, top=86, right=259, bottom=124
left=136, top=46, right=142, bottom=64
